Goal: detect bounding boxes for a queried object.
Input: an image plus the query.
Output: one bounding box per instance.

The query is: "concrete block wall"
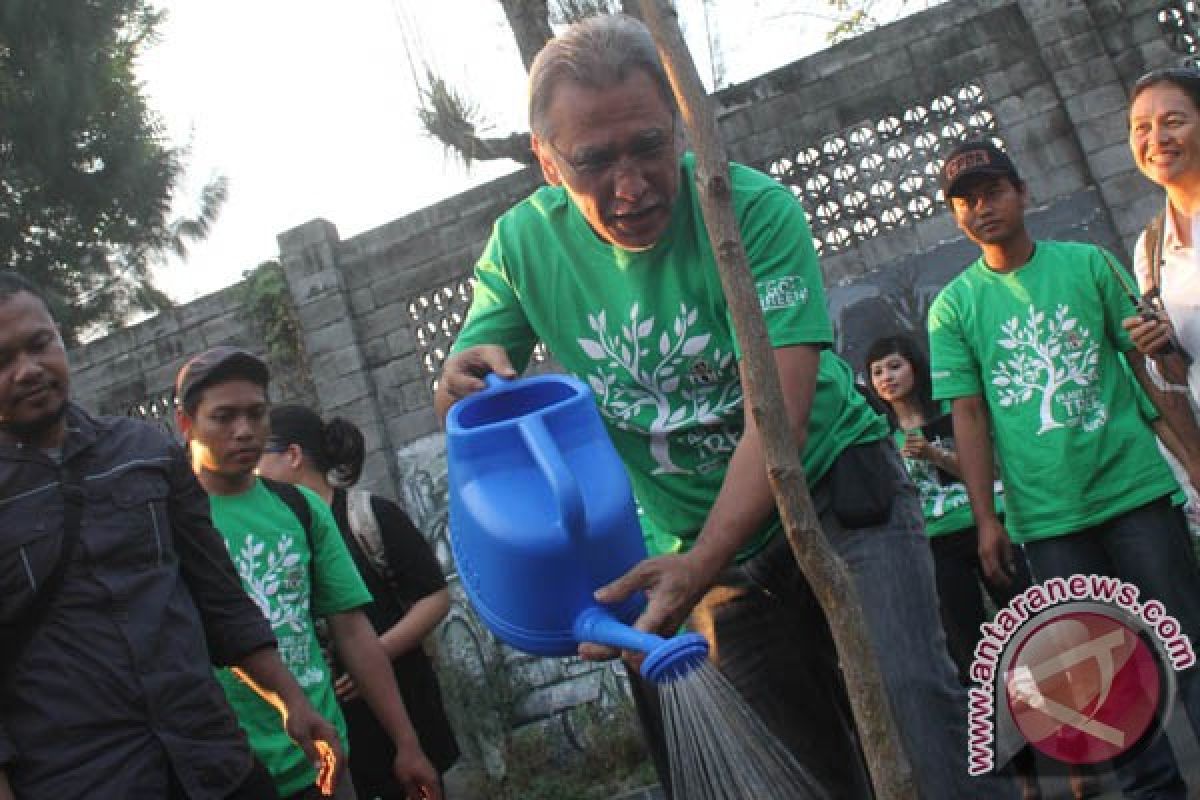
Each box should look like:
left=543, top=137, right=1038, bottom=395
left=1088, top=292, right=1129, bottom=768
left=71, top=0, right=1194, bottom=505
left=274, top=170, right=543, bottom=500
left=72, top=283, right=260, bottom=427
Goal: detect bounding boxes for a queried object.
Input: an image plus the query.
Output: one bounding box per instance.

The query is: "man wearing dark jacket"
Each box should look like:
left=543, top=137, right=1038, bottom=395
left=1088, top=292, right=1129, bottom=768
left=0, top=272, right=342, bottom=800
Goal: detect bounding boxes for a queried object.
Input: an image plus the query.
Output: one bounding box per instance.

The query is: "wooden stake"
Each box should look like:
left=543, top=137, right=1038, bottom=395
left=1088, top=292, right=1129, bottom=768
left=635, top=2, right=918, bottom=796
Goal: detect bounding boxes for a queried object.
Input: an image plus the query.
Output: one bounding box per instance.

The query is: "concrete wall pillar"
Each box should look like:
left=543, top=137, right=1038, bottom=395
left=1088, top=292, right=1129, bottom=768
left=277, top=218, right=401, bottom=500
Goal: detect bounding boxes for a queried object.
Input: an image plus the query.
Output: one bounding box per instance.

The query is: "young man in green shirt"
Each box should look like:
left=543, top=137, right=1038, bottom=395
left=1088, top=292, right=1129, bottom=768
left=175, top=348, right=440, bottom=800
left=929, top=140, right=1200, bottom=798
left=437, top=14, right=1015, bottom=800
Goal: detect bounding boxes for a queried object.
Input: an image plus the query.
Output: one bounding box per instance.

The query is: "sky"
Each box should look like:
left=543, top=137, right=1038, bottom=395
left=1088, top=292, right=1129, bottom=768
left=137, top=1, right=929, bottom=301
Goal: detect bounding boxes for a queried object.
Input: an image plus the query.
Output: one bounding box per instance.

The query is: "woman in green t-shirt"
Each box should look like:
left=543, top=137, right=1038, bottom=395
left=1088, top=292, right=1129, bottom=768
left=866, top=335, right=1031, bottom=677
left=866, top=334, right=1058, bottom=797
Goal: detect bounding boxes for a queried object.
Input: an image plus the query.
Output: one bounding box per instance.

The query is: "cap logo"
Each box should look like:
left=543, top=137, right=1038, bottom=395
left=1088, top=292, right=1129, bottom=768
left=944, top=149, right=992, bottom=185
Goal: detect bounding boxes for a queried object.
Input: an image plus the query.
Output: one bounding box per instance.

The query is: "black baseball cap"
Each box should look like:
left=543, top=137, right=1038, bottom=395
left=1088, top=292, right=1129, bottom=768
left=939, top=140, right=1020, bottom=197
left=175, top=346, right=269, bottom=409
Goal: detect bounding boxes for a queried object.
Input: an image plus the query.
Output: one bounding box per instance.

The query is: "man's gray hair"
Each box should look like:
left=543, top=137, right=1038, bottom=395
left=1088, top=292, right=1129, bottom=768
left=528, top=14, right=676, bottom=139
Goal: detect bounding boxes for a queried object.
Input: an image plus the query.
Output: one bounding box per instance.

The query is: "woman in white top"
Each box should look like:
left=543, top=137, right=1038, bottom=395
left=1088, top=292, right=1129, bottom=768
left=1126, top=66, right=1200, bottom=402
left=1126, top=66, right=1200, bottom=527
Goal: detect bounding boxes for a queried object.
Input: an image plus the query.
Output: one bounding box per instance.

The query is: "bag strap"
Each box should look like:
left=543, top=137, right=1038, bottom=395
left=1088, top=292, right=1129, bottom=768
left=259, top=478, right=342, bottom=667
left=345, top=489, right=396, bottom=589
left=2, top=455, right=88, bottom=684
left=1143, top=209, right=1165, bottom=297
left=260, top=477, right=318, bottom=593
left=260, top=477, right=314, bottom=550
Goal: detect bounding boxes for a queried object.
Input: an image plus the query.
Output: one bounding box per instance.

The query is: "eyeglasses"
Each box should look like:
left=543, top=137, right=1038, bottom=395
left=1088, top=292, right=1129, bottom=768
left=545, top=123, right=677, bottom=183
left=1135, top=65, right=1200, bottom=91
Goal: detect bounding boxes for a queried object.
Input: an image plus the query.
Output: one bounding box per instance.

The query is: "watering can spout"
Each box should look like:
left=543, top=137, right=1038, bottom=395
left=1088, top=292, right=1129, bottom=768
left=573, top=606, right=709, bottom=684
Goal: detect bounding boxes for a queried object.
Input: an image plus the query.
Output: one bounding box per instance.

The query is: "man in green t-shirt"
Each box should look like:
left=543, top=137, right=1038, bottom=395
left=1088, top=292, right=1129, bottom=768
left=174, top=347, right=440, bottom=800
left=929, top=140, right=1200, bottom=797
left=436, top=14, right=1015, bottom=800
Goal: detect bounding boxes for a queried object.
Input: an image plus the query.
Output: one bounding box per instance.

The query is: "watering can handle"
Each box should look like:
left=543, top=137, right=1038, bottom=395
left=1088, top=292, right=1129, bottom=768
left=518, top=416, right=585, bottom=547
left=484, top=373, right=508, bottom=390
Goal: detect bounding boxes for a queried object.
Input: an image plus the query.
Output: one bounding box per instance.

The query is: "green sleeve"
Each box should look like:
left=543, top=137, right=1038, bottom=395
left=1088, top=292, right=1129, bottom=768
left=450, top=222, right=539, bottom=372
left=299, top=487, right=372, bottom=616
left=928, top=284, right=982, bottom=399
left=727, top=184, right=833, bottom=358
left=1091, top=246, right=1139, bottom=353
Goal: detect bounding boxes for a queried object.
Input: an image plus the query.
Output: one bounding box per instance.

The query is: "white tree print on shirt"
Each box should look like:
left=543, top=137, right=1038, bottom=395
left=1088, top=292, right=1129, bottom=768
left=991, top=304, right=1105, bottom=435
left=231, top=533, right=308, bottom=634
left=578, top=302, right=741, bottom=475
left=229, top=532, right=325, bottom=686
left=904, top=447, right=968, bottom=518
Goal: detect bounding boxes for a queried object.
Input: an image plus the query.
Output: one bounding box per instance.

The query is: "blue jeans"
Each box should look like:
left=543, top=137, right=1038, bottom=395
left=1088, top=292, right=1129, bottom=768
left=811, top=445, right=1016, bottom=799
left=630, top=442, right=1017, bottom=799
left=1024, top=496, right=1200, bottom=800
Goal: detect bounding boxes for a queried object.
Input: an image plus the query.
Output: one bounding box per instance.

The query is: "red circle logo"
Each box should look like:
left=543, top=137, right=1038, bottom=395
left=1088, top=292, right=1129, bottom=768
left=1005, top=611, right=1162, bottom=764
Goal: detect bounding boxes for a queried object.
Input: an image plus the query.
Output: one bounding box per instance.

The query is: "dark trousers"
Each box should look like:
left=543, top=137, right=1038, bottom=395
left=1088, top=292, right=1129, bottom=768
left=929, top=526, right=1033, bottom=685
left=930, top=527, right=1040, bottom=782
left=629, top=530, right=872, bottom=799
left=1024, top=495, right=1200, bottom=800
left=630, top=443, right=1017, bottom=800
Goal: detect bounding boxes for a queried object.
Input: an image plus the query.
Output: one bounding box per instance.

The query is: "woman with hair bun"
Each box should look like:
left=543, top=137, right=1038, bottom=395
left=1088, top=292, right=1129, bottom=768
left=259, top=405, right=459, bottom=799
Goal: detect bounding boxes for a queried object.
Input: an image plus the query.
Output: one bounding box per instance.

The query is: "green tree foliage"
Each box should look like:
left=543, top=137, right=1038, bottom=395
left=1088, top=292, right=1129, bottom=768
left=825, top=0, right=914, bottom=44
left=0, top=0, right=222, bottom=343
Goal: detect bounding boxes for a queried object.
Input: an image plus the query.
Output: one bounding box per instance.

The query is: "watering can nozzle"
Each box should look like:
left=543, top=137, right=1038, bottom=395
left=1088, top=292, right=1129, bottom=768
left=640, top=633, right=709, bottom=683
left=573, top=606, right=709, bottom=684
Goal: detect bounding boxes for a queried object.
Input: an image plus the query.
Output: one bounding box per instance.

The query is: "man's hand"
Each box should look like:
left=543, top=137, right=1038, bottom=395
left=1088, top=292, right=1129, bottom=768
left=977, top=516, right=1016, bottom=589
left=392, top=741, right=442, bottom=800
left=582, top=552, right=715, bottom=665
left=282, top=698, right=344, bottom=796
left=434, top=345, right=517, bottom=422
left=1123, top=312, right=1176, bottom=358
left=231, top=648, right=345, bottom=796
left=0, top=769, right=13, bottom=800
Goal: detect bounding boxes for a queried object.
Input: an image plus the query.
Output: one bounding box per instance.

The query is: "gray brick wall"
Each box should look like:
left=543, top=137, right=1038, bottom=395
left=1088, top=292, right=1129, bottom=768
left=69, top=0, right=1191, bottom=513
left=71, top=0, right=1189, bottom=499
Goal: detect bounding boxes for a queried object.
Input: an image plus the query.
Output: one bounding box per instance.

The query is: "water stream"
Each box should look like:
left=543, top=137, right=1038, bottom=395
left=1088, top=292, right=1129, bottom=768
left=658, top=660, right=830, bottom=799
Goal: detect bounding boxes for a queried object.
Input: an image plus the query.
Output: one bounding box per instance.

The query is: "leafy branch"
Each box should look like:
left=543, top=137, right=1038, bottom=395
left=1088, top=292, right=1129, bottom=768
left=237, top=260, right=314, bottom=404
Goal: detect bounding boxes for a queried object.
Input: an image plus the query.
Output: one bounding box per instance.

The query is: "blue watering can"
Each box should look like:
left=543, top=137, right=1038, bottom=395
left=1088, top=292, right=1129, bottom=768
left=446, top=373, right=707, bottom=683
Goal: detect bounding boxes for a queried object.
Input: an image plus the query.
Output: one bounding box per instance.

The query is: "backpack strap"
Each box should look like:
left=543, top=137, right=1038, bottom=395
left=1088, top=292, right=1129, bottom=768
left=260, top=477, right=316, bottom=560
left=259, top=478, right=337, bottom=666
left=346, top=489, right=397, bottom=590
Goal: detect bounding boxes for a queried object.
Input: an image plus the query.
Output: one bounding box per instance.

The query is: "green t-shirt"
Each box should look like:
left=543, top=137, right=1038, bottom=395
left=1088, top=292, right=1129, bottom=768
left=890, top=402, right=1003, bottom=537
left=209, top=480, right=373, bottom=796
left=928, top=240, right=1178, bottom=543
left=453, top=153, right=888, bottom=558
